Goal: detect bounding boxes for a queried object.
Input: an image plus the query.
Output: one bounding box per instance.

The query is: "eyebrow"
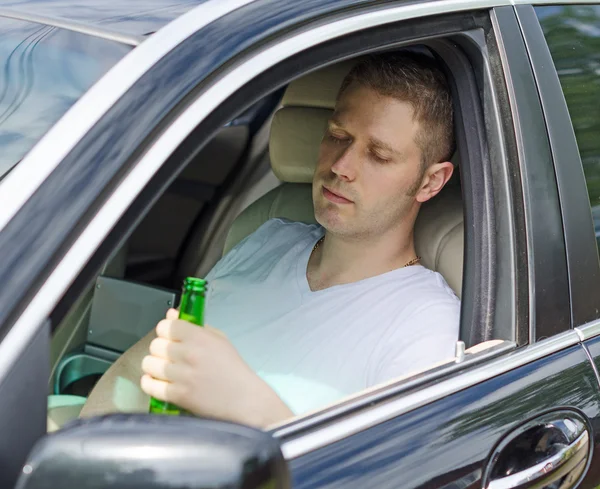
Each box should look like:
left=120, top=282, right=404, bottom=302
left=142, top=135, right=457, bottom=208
left=370, top=137, right=407, bottom=161
left=328, top=118, right=345, bottom=129
left=368, top=137, right=396, bottom=155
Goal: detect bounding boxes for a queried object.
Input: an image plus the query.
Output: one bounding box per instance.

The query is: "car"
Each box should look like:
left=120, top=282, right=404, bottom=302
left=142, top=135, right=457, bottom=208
left=0, top=0, right=600, bottom=488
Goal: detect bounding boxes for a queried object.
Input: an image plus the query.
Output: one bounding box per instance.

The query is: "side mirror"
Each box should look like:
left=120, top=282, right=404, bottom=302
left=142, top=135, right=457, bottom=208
left=16, top=414, right=290, bottom=489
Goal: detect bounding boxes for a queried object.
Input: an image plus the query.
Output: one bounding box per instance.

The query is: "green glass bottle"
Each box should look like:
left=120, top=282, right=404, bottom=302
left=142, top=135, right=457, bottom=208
left=149, top=277, right=207, bottom=415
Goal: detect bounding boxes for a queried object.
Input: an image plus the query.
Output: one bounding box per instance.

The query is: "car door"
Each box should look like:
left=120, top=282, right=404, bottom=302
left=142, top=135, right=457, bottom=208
left=1, top=2, right=600, bottom=489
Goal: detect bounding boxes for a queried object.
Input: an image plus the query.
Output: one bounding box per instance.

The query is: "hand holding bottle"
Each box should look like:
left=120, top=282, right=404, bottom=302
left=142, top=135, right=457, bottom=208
left=148, top=277, right=206, bottom=415
left=141, top=307, right=293, bottom=427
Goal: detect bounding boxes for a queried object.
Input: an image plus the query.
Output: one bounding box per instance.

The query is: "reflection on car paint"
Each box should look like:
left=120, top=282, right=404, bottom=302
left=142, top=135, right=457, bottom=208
left=0, top=16, right=131, bottom=176
left=0, top=0, right=202, bottom=37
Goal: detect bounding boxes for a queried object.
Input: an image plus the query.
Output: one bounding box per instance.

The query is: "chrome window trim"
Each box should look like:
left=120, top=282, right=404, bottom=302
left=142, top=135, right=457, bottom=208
left=575, top=321, right=600, bottom=341
left=579, top=340, right=600, bottom=387
left=0, top=8, right=144, bottom=46
left=0, top=0, right=255, bottom=235
left=272, top=340, right=516, bottom=439
left=280, top=331, right=580, bottom=459
left=0, top=0, right=596, bottom=454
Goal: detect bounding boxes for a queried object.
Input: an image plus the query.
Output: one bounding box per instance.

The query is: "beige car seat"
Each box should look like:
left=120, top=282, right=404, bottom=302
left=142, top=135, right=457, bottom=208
left=64, top=59, right=465, bottom=426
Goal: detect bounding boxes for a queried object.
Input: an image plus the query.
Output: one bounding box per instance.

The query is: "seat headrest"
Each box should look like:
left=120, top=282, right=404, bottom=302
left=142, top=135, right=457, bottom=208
left=280, top=60, right=358, bottom=110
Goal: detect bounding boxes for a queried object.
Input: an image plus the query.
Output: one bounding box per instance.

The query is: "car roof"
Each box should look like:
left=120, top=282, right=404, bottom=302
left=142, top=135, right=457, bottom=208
left=0, top=0, right=204, bottom=41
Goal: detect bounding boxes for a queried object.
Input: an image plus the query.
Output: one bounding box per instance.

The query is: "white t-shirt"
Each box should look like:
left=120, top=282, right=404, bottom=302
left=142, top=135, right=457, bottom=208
left=205, top=218, right=460, bottom=414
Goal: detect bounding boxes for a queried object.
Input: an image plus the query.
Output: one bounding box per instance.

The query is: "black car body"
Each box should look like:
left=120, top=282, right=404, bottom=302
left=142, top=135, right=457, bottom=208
left=0, top=1, right=600, bottom=488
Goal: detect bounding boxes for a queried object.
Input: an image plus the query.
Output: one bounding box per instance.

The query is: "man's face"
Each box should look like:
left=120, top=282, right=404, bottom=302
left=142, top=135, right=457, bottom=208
left=312, top=82, right=426, bottom=239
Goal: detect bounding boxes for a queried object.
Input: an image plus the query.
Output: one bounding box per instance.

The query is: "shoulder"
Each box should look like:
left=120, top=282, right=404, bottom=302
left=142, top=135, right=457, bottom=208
left=380, top=268, right=460, bottom=354
left=406, top=268, right=460, bottom=319
left=367, top=269, right=460, bottom=385
left=376, top=265, right=460, bottom=307
left=412, top=266, right=459, bottom=303
left=381, top=266, right=460, bottom=333
left=404, top=268, right=460, bottom=335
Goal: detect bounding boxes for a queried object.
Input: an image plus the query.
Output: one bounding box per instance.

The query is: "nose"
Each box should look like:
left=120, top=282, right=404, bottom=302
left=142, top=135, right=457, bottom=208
left=330, top=146, right=358, bottom=182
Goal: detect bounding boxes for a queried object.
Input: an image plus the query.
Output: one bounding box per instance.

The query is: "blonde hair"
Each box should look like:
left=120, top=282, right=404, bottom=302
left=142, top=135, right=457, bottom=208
left=338, top=52, right=455, bottom=168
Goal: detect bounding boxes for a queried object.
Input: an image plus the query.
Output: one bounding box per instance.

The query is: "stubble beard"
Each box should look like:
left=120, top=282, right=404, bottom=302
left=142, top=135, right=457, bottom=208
left=313, top=184, right=414, bottom=241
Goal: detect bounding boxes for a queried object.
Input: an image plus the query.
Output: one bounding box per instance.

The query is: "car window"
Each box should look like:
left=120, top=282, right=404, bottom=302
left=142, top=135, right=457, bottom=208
left=55, top=40, right=504, bottom=427
left=535, top=6, right=600, bottom=251
left=0, top=16, right=131, bottom=177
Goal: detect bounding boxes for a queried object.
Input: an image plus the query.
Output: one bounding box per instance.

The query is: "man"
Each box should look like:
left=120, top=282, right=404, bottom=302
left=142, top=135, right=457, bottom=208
left=139, top=52, right=460, bottom=428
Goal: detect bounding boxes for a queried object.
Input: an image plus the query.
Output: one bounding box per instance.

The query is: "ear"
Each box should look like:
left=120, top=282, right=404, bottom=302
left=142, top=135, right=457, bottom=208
left=415, top=161, right=455, bottom=203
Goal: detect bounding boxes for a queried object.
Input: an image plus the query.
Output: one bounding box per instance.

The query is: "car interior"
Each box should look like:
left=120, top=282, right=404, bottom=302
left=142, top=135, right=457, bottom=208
left=46, top=46, right=507, bottom=432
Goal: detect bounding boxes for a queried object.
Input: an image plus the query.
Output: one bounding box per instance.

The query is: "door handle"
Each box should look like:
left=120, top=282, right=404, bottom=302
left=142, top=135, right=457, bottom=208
left=484, top=411, right=591, bottom=489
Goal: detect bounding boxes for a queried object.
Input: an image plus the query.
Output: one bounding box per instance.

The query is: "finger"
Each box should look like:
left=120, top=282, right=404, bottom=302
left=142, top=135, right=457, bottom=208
left=156, top=318, right=198, bottom=341
left=166, top=308, right=179, bottom=320
left=140, top=374, right=182, bottom=405
left=149, top=337, right=187, bottom=362
left=141, top=355, right=184, bottom=383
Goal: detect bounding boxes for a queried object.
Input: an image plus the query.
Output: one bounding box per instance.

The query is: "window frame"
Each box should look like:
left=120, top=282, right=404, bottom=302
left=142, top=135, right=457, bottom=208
left=49, top=8, right=522, bottom=443
left=50, top=11, right=518, bottom=343
left=0, top=16, right=133, bottom=178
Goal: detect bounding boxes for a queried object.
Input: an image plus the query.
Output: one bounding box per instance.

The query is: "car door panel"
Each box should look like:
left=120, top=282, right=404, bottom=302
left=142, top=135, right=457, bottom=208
left=287, top=344, right=600, bottom=489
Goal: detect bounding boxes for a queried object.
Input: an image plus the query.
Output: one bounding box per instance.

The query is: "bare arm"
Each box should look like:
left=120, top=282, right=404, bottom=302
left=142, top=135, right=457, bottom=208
left=79, top=328, right=155, bottom=418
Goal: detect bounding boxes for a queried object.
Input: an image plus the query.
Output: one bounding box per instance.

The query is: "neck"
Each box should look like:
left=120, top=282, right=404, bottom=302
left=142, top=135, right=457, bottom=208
left=307, top=221, right=419, bottom=292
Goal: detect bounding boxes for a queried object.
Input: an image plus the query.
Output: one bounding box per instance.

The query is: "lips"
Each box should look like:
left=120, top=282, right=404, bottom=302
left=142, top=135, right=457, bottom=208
left=323, top=185, right=353, bottom=204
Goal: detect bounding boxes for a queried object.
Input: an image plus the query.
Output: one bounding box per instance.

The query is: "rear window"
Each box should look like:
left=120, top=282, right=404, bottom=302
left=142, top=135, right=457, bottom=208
left=0, top=17, right=131, bottom=177
left=535, top=6, right=600, bottom=250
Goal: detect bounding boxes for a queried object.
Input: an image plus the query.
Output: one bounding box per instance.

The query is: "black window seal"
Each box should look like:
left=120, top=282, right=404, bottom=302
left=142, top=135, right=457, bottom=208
left=492, top=6, right=570, bottom=341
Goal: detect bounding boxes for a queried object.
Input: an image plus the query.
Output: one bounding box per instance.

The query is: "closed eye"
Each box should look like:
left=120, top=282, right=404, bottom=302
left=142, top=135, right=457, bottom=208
left=326, top=130, right=350, bottom=144
left=369, top=150, right=390, bottom=164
